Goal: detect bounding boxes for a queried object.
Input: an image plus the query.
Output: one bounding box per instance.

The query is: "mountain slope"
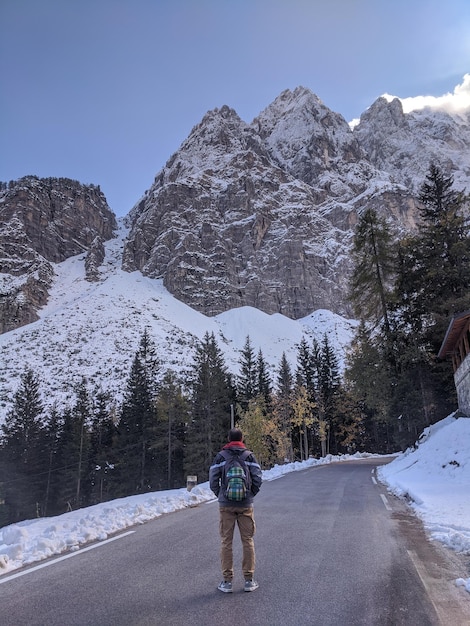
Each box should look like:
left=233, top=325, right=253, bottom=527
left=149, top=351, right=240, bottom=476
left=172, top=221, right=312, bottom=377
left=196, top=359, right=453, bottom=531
left=0, top=221, right=357, bottom=423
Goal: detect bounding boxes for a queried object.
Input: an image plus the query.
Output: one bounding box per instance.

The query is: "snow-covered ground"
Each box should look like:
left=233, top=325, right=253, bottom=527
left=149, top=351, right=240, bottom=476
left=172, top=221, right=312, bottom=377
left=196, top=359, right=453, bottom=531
left=1, top=414, right=469, bottom=595
left=377, top=414, right=470, bottom=593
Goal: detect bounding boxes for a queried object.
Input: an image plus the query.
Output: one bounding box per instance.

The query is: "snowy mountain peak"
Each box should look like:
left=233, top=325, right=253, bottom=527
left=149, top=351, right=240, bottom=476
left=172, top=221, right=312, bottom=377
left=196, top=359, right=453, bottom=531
left=258, top=86, right=326, bottom=119
left=252, top=84, right=351, bottom=146
left=354, top=92, right=470, bottom=193
left=359, top=96, right=407, bottom=129
left=151, top=104, right=262, bottom=188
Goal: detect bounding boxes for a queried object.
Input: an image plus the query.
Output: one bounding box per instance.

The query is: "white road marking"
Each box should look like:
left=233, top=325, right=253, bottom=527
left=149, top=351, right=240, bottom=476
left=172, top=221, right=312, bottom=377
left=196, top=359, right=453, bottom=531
left=371, top=476, right=377, bottom=485
left=0, top=530, right=135, bottom=584
left=380, top=493, right=392, bottom=511
left=406, top=550, right=446, bottom=625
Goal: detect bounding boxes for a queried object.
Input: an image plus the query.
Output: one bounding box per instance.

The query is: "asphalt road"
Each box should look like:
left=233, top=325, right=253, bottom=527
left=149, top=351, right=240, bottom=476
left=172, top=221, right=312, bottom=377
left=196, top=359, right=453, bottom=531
left=1, top=459, right=469, bottom=626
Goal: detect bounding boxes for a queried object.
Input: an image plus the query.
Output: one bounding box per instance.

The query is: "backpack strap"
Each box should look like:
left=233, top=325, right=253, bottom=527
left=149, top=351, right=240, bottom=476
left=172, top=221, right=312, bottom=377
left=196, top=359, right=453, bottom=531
left=240, top=449, right=251, bottom=462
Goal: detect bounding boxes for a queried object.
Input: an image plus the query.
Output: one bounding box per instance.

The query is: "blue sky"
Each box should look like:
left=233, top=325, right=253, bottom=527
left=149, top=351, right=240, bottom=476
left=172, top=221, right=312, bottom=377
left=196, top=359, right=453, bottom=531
left=1, top=0, right=469, bottom=217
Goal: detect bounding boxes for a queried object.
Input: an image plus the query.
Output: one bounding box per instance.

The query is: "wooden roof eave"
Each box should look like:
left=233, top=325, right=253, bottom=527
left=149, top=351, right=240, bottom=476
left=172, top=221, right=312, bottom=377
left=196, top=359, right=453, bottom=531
left=438, top=311, right=470, bottom=359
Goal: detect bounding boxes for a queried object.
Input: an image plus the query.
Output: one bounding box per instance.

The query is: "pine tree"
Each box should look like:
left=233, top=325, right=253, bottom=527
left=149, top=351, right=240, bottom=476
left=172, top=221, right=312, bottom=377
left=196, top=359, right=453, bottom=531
left=256, top=348, right=273, bottom=412
left=184, top=332, right=235, bottom=481
left=391, top=164, right=469, bottom=427
left=399, top=164, right=470, bottom=340
left=154, top=370, right=189, bottom=489
left=296, top=337, right=316, bottom=398
left=49, top=380, right=94, bottom=512
left=349, top=207, right=396, bottom=338
left=344, top=322, right=394, bottom=453
left=1, top=368, right=44, bottom=465
left=88, top=392, right=118, bottom=504
left=0, top=368, right=46, bottom=522
left=238, top=339, right=273, bottom=414
left=42, top=403, right=64, bottom=516
left=72, top=378, right=92, bottom=507
left=274, top=352, right=294, bottom=460
left=53, top=407, right=82, bottom=512
left=136, top=327, right=161, bottom=391
left=316, top=334, right=341, bottom=456
left=237, top=336, right=257, bottom=411
left=116, top=337, right=159, bottom=496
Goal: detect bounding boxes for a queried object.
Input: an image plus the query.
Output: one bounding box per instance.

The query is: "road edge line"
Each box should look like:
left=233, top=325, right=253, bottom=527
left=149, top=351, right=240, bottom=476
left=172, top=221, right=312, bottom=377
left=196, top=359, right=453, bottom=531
left=0, top=530, right=135, bottom=584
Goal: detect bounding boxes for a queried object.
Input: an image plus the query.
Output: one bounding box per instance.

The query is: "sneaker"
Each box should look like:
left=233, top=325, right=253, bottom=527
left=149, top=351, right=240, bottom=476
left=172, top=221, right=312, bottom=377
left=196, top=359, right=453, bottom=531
left=244, top=579, right=259, bottom=592
left=217, top=581, right=233, bottom=593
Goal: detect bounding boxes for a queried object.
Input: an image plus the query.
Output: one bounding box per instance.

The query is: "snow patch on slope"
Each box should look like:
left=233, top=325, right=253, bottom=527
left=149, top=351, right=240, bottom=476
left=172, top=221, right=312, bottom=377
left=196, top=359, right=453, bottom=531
left=0, top=221, right=357, bottom=423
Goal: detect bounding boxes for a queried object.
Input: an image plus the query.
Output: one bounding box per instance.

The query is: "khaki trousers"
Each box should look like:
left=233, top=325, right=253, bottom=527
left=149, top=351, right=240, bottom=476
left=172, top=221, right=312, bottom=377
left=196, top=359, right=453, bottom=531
left=219, top=506, right=256, bottom=581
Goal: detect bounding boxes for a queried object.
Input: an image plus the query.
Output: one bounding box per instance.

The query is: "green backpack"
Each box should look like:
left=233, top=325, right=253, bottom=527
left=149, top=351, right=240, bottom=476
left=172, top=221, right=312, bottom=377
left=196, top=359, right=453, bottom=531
left=221, top=449, right=251, bottom=501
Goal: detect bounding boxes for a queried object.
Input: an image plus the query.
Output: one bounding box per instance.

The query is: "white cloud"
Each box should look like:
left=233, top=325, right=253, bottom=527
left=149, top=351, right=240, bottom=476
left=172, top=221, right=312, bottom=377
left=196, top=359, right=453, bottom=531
left=382, top=74, right=470, bottom=118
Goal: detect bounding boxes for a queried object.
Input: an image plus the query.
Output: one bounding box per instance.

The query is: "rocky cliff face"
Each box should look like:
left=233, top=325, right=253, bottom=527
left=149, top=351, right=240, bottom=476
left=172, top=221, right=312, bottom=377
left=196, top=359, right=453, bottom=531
left=122, top=102, right=355, bottom=317
left=123, top=88, right=463, bottom=318
left=0, top=176, right=116, bottom=332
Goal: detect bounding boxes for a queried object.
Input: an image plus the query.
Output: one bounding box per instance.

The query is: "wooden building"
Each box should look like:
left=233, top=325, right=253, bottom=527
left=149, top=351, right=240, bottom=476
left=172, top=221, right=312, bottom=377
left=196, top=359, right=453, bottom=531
left=438, top=311, right=470, bottom=416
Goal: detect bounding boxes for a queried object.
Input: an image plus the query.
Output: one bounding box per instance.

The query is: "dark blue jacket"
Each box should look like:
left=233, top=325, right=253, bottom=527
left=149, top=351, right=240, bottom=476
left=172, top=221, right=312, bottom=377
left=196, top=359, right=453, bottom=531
left=209, top=443, right=262, bottom=507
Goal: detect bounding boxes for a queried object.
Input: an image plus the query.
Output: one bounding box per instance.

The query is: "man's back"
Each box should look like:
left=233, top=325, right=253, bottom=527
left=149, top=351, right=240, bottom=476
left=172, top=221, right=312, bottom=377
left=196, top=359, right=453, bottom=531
left=209, top=428, right=262, bottom=592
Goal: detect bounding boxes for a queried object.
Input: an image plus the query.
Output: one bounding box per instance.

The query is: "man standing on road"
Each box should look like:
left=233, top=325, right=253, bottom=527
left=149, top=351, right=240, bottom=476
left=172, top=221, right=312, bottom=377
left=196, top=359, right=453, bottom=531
left=209, top=428, right=262, bottom=593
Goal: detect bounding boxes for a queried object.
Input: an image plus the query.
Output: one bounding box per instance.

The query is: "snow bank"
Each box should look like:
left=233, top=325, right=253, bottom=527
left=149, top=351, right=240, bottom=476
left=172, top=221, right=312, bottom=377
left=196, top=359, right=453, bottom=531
left=378, top=414, right=470, bottom=592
